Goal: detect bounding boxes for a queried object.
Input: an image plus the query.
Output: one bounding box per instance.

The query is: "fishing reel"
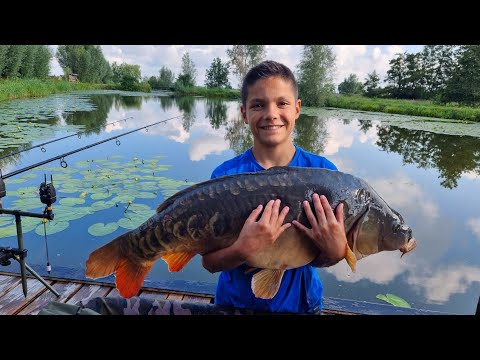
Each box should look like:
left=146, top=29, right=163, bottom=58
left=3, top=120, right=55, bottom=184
left=39, top=174, right=56, bottom=206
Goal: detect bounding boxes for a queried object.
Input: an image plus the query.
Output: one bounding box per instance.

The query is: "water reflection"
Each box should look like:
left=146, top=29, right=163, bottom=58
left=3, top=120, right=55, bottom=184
left=374, top=124, right=480, bottom=189
left=64, top=94, right=114, bottom=134
left=1, top=92, right=479, bottom=314
left=205, top=98, right=228, bottom=129
left=175, top=96, right=196, bottom=132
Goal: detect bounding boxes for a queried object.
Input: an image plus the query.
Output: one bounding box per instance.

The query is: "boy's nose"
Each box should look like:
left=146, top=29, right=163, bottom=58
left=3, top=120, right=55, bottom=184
left=265, top=103, right=279, bottom=120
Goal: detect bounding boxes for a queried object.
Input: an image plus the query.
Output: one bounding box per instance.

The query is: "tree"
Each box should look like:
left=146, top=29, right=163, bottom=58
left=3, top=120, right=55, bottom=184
left=158, top=66, right=175, bottom=88
left=176, top=52, right=197, bottom=88
left=442, top=45, right=480, bottom=105
left=0, top=45, right=10, bottom=77
left=296, top=45, right=336, bottom=107
left=3, top=45, right=27, bottom=78
left=226, top=45, right=266, bottom=84
left=338, top=73, right=364, bottom=95
left=33, top=46, right=53, bottom=79
left=205, top=57, right=230, bottom=88
left=364, top=70, right=381, bottom=97
left=56, top=45, right=111, bottom=83
left=111, top=62, right=142, bottom=90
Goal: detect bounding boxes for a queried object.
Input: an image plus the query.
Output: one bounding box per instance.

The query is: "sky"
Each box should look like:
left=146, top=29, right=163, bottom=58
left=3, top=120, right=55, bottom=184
left=49, top=45, right=424, bottom=89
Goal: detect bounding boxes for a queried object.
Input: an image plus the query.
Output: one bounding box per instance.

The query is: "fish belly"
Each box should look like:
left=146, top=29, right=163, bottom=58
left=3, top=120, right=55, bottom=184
left=246, top=227, right=318, bottom=269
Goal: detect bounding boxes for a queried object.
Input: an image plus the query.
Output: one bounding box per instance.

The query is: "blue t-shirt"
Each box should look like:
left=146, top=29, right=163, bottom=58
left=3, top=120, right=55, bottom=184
left=210, top=145, right=337, bottom=313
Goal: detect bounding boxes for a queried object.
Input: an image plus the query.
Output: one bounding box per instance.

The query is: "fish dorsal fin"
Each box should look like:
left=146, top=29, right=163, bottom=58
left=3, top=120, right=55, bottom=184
left=161, top=252, right=195, bottom=272
left=251, top=269, right=285, bottom=299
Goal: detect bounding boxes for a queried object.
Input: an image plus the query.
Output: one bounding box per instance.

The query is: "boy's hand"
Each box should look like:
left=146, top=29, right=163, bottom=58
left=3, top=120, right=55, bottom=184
left=234, top=199, right=291, bottom=262
left=292, top=193, right=347, bottom=263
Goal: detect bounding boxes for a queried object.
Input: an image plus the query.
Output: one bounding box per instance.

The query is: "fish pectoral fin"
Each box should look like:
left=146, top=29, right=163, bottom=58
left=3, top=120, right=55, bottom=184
left=344, top=242, right=357, bottom=272
left=116, top=259, right=154, bottom=298
left=161, top=252, right=195, bottom=272
left=251, top=269, right=285, bottom=299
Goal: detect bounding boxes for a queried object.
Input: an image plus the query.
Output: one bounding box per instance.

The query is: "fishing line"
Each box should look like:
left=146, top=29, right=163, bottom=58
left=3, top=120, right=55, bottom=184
left=1, top=114, right=183, bottom=180
left=0, top=116, right=134, bottom=161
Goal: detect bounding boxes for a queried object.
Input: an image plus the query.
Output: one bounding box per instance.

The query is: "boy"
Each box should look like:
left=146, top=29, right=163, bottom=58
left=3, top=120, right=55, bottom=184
left=201, top=60, right=348, bottom=314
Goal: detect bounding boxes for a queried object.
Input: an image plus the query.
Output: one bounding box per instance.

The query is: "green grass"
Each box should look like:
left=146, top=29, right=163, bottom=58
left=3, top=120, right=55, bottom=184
left=174, top=86, right=240, bottom=100
left=0, top=78, right=111, bottom=102
left=325, top=95, right=480, bottom=122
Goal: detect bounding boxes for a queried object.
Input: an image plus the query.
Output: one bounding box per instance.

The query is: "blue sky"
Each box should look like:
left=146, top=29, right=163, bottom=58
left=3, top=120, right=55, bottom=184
left=49, top=45, right=424, bottom=89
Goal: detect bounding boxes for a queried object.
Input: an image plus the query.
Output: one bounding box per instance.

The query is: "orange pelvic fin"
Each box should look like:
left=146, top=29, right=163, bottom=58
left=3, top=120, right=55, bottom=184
left=161, top=252, right=195, bottom=272
left=85, top=238, right=154, bottom=298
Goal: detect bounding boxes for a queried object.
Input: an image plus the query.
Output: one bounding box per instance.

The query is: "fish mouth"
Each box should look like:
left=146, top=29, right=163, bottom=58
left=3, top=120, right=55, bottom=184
left=399, top=238, right=417, bottom=258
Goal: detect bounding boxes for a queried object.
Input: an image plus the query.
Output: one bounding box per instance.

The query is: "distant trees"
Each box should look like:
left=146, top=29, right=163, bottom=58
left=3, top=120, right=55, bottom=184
left=158, top=66, right=175, bottom=88
left=0, top=45, right=52, bottom=79
left=205, top=57, right=230, bottom=88
left=296, top=45, right=336, bottom=106
left=146, top=66, right=175, bottom=89
left=226, top=45, right=266, bottom=83
left=56, top=45, right=112, bottom=83
left=338, top=73, right=364, bottom=95
left=176, top=52, right=197, bottom=87
left=111, top=62, right=142, bottom=90
left=442, top=45, right=480, bottom=105
left=363, top=70, right=381, bottom=97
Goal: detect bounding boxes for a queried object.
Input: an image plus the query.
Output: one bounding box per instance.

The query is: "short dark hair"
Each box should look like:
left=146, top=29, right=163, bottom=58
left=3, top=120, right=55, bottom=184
left=240, top=60, right=298, bottom=107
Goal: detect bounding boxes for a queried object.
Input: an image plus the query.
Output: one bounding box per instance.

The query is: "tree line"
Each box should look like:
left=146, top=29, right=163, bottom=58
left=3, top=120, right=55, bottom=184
left=2, top=45, right=480, bottom=107
left=337, top=45, right=480, bottom=105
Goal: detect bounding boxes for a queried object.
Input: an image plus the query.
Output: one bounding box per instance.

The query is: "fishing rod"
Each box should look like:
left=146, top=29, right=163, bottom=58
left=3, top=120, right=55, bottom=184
left=0, top=116, right=134, bottom=161
left=1, top=114, right=183, bottom=180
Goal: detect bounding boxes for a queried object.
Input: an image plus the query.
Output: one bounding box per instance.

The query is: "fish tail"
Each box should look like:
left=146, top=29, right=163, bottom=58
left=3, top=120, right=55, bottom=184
left=344, top=242, right=357, bottom=272
left=85, top=237, right=154, bottom=298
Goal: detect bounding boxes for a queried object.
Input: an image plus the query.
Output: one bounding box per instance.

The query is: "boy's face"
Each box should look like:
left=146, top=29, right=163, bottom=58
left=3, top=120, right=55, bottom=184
left=241, top=76, right=301, bottom=148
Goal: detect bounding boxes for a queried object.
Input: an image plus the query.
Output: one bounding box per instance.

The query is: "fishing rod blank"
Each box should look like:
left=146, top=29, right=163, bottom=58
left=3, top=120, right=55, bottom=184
left=1, top=114, right=183, bottom=180
left=0, top=116, right=134, bottom=161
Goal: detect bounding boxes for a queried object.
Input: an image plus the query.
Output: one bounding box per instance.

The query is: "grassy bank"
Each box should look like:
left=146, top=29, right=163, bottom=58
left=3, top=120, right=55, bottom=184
left=174, top=86, right=240, bottom=100
left=325, top=95, right=480, bottom=122
left=0, top=79, right=110, bottom=102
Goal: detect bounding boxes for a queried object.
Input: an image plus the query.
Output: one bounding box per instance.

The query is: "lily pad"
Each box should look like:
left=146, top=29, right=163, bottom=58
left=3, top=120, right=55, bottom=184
left=376, top=293, right=411, bottom=308
left=117, top=213, right=149, bottom=230
left=88, top=222, right=119, bottom=236
left=59, top=197, right=86, bottom=206
left=35, top=221, right=70, bottom=236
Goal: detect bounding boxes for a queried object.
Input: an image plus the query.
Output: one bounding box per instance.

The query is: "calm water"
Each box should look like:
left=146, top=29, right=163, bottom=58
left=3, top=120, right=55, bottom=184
left=1, top=91, right=479, bottom=314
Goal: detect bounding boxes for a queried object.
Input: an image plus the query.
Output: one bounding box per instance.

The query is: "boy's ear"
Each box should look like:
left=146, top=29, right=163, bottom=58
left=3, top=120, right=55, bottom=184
left=240, top=106, right=248, bottom=123
left=295, top=99, right=302, bottom=119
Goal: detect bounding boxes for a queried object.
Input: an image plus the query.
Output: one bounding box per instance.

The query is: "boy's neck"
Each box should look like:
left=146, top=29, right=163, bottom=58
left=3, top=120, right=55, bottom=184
left=252, top=142, right=297, bottom=169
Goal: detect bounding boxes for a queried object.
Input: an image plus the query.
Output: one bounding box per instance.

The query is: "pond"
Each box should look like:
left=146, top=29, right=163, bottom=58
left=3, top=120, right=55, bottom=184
left=1, top=90, right=479, bottom=314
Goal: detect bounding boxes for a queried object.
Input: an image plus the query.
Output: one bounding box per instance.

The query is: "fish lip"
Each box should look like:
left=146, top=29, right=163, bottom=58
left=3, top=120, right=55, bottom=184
left=400, top=238, right=417, bottom=258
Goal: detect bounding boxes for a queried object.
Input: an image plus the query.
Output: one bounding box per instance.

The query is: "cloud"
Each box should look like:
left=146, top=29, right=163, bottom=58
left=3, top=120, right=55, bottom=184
left=367, top=173, right=439, bottom=221
left=323, top=118, right=378, bottom=155
left=462, top=170, right=480, bottom=180
left=325, top=250, right=410, bottom=284
left=466, top=218, right=480, bottom=240
left=189, top=135, right=229, bottom=161
left=407, top=265, right=480, bottom=304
